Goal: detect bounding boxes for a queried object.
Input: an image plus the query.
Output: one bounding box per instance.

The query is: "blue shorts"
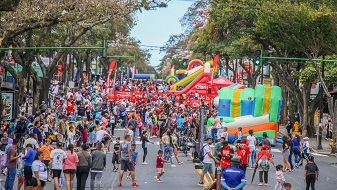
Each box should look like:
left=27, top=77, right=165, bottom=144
left=283, top=149, right=290, bottom=157
left=202, top=163, right=213, bottom=174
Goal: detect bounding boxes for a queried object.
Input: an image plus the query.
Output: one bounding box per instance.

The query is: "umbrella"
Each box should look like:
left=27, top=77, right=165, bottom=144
left=251, top=152, right=267, bottom=184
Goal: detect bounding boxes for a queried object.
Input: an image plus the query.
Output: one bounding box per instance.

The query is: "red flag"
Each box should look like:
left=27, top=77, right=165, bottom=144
left=210, top=54, right=219, bottom=86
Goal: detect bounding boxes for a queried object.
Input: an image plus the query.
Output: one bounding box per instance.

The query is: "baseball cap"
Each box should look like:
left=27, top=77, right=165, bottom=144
left=241, top=138, right=247, bottom=143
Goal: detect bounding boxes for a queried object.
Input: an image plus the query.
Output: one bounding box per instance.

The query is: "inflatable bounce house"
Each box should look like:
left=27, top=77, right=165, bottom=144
left=166, top=60, right=236, bottom=100
left=209, top=84, right=282, bottom=144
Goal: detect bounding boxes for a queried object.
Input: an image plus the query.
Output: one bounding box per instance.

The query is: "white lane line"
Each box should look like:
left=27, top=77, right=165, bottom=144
left=271, top=149, right=282, bottom=153
left=312, top=153, right=328, bottom=157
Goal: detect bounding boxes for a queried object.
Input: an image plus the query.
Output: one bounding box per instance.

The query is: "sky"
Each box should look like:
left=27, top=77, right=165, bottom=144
left=131, top=0, right=194, bottom=67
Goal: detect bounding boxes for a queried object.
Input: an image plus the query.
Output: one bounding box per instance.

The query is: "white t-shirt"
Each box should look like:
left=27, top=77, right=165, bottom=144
left=203, top=144, right=213, bottom=164
left=43, top=124, right=49, bottom=133
left=128, top=130, right=134, bottom=139
left=50, top=149, right=67, bottom=170
left=67, top=131, right=75, bottom=144
left=247, top=135, right=256, bottom=148
left=96, top=130, right=108, bottom=142
left=32, top=160, right=48, bottom=181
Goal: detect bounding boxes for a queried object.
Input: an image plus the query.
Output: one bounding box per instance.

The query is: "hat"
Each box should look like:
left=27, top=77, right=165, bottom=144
left=42, top=101, right=45, bottom=104
left=230, top=157, right=241, bottom=166
left=303, top=137, right=309, bottom=140
left=20, top=116, right=26, bottom=120
left=241, top=138, right=247, bottom=143
left=262, top=144, right=269, bottom=150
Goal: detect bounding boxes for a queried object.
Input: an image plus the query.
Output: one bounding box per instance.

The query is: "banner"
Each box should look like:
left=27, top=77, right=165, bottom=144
left=210, top=54, right=219, bottom=86
left=2, top=92, right=14, bottom=120
left=105, top=60, right=117, bottom=91
left=107, top=91, right=213, bottom=106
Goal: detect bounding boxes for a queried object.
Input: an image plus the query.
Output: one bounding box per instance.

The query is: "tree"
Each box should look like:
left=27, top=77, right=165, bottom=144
left=0, top=0, right=169, bottom=112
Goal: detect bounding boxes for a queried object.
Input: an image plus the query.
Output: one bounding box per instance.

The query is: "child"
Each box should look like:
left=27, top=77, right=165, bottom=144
left=283, top=182, right=292, bottom=190
left=156, top=150, right=168, bottom=182
left=275, top=164, right=285, bottom=190
left=112, top=137, right=120, bottom=172
left=127, top=144, right=138, bottom=179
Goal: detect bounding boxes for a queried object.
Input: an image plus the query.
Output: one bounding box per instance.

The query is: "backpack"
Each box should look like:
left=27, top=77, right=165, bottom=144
left=198, top=145, right=207, bottom=162
left=259, top=157, right=270, bottom=171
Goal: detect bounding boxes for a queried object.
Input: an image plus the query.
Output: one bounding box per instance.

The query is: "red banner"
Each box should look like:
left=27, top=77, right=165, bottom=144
left=107, top=91, right=213, bottom=106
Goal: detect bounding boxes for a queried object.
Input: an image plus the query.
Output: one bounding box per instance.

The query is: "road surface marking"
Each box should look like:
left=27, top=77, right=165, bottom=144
left=271, top=149, right=282, bottom=153
left=312, top=153, right=328, bottom=157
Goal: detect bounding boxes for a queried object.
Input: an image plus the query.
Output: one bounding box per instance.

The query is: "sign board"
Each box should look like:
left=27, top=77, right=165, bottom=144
left=2, top=92, right=14, bottom=120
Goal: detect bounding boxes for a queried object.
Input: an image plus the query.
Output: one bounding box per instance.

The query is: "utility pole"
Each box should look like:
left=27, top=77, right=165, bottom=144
left=317, top=56, right=325, bottom=150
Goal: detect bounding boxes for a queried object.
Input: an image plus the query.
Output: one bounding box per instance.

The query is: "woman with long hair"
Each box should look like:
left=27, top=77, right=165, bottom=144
left=281, top=135, right=291, bottom=172
left=63, top=144, right=79, bottom=190
left=31, top=151, right=47, bottom=190
left=247, top=129, right=257, bottom=168
left=140, top=130, right=153, bottom=165
left=76, top=143, right=92, bottom=190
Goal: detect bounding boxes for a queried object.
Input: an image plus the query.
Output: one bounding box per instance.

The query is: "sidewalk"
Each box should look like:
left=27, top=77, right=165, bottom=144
left=278, top=125, right=335, bottom=156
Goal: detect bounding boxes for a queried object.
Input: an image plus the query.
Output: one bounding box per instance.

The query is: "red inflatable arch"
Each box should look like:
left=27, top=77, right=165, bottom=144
left=187, top=59, right=204, bottom=70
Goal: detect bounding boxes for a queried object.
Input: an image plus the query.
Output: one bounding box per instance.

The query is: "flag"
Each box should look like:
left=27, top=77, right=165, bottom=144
left=105, top=60, right=117, bottom=92
left=210, top=54, right=219, bottom=86
left=130, top=64, right=136, bottom=79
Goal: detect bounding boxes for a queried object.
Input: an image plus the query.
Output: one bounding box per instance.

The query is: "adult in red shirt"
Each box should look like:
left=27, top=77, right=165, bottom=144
left=256, top=144, right=275, bottom=186
left=220, top=141, right=234, bottom=170
left=66, top=102, right=75, bottom=115
left=240, top=138, right=251, bottom=174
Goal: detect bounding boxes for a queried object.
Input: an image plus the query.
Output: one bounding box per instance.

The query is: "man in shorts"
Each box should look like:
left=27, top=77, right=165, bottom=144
left=198, top=137, right=220, bottom=186
left=50, top=142, right=67, bottom=190
left=118, top=135, right=139, bottom=187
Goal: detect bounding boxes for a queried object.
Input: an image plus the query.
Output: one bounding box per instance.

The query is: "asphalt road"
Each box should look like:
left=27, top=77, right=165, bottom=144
left=1, top=129, right=337, bottom=190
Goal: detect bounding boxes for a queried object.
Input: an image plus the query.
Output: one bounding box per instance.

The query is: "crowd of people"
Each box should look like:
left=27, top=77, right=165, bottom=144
left=199, top=126, right=319, bottom=190
left=0, top=78, right=321, bottom=190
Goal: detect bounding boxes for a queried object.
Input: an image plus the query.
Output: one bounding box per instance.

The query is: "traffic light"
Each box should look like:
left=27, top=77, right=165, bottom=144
left=253, top=49, right=262, bottom=66
left=102, top=40, right=107, bottom=58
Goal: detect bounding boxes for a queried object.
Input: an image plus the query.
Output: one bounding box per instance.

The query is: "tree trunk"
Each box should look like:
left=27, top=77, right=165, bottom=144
left=38, top=77, right=52, bottom=105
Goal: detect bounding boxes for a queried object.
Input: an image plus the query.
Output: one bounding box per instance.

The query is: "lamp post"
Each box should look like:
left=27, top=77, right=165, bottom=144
left=317, top=56, right=325, bottom=150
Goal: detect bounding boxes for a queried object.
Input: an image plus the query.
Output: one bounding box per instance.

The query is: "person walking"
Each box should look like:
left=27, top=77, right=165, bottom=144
left=299, top=137, right=310, bottom=166
left=5, top=139, right=21, bottom=190
left=90, top=142, right=106, bottom=190
left=76, top=143, right=92, bottom=190
left=292, top=134, right=302, bottom=168
left=140, top=131, right=154, bottom=165
left=304, top=156, right=319, bottom=190
left=50, top=142, right=67, bottom=190
left=281, top=135, right=291, bottom=172
left=198, top=137, right=220, bottom=186
left=274, top=165, right=285, bottom=190
left=22, top=144, right=37, bottom=190
left=162, top=130, right=177, bottom=167
left=287, top=133, right=294, bottom=171
left=63, top=144, right=79, bottom=190
left=256, top=144, right=276, bottom=186
left=239, top=138, right=250, bottom=174
left=40, top=139, right=54, bottom=181
left=156, top=150, right=168, bottom=182
left=32, top=151, right=48, bottom=190
left=247, top=129, right=258, bottom=169
left=118, top=135, right=139, bottom=187
left=221, top=158, right=246, bottom=190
